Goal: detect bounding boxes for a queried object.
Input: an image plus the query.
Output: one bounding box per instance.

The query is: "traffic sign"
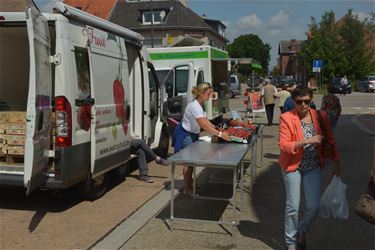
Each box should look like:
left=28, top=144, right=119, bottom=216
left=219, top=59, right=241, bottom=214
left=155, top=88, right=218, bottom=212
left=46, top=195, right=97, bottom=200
left=313, top=67, right=321, bottom=72
left=312, top=59, right=323, bottom=69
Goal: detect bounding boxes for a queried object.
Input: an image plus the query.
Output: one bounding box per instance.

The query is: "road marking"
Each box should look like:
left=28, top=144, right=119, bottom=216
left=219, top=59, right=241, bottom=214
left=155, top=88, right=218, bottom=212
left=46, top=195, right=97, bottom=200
left=350, top=113, right=375, bottom=136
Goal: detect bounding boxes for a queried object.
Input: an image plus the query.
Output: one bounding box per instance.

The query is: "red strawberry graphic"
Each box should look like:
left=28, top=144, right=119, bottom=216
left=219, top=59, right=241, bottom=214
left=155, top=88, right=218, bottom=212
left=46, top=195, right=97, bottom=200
left=113, top=78, right=128, bottom=135
left=113, top=78, right=124, bottom=117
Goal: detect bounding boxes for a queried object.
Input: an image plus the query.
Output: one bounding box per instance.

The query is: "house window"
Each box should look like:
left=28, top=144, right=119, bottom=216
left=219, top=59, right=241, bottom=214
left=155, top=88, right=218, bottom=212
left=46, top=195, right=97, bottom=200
left=144, top=38, right=163, bottom=48
left=142, top=10, right=166, bottom=24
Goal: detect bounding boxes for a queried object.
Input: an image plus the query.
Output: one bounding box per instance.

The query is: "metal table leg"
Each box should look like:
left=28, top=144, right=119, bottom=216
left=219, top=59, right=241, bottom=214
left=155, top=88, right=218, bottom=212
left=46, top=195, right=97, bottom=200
left=193, top=166, right=197, bottom=202
left=240, top=161, right=244, bottom=210
left=232, top=167, right=237, bottom=225
left=170, top=163, right=175, bottom=230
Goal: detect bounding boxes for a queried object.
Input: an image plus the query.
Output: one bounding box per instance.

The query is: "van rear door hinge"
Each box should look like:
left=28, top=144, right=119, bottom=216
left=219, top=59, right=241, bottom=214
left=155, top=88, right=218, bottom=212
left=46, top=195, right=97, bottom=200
left=49, top=53, right=61, bottom=66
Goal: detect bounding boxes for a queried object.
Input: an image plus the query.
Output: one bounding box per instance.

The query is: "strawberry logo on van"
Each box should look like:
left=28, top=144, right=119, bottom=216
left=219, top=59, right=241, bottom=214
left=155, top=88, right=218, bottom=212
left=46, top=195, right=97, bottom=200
left=108, top=33, right=129, bottom=137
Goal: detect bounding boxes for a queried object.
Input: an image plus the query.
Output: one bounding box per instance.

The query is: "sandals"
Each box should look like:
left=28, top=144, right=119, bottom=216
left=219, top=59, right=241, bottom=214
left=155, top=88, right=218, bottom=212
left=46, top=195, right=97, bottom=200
left=182, top=190, right=193, bottom=197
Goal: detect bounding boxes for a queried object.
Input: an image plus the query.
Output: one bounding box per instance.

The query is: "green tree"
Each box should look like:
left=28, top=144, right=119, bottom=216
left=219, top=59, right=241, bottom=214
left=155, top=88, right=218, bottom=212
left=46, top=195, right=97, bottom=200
left=228, top=34, right=271, bottom=76
left=302, top=10, right=375, bottom=83
left=339, top=10, right=375, bottom=79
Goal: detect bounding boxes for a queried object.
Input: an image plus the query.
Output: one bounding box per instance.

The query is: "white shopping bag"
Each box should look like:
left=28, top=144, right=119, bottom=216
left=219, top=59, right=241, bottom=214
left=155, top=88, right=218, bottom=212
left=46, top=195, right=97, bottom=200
left=320, top=176, right=349, bottom=219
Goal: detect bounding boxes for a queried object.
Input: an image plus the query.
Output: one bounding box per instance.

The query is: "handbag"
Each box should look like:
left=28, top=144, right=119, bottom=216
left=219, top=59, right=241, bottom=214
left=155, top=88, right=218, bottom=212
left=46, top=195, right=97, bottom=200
left=317, top=111, right=335, bottom=159
left=355, top=179, right=375, bottom=225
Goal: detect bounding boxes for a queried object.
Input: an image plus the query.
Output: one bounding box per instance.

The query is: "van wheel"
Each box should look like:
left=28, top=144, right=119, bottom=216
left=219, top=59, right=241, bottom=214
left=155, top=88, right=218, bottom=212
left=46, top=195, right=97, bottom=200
left=155, top=126, right=169, bottom=158
left=81, top=170, right=108, bottom=201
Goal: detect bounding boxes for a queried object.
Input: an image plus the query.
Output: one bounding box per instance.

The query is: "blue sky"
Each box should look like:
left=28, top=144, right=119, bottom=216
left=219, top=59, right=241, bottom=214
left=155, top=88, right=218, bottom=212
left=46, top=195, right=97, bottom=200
left=35, top=0, right=374, bottom=67
left=188, top=0, right=374, bottom=67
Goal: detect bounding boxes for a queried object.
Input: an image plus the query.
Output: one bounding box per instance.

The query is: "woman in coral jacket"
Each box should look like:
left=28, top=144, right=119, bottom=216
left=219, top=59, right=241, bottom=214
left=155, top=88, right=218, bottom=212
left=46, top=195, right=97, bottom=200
left=278, top=86, right=341, bottom=250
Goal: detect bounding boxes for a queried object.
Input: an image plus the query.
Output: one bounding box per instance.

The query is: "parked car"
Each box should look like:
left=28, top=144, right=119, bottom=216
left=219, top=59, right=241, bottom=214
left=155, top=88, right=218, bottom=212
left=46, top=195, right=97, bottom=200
left=332, top=76, right=352, bottom=94
left=356, top=76, right=375, bottom=92
left=228, top=74, right=241, bottom=98
left=276, top=75, right=295, bottom=87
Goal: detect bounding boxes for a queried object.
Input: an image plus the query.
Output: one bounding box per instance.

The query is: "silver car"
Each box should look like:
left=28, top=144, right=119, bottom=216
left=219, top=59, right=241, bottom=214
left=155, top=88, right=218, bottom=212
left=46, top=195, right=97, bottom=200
left=356, top=76, right=375, bottom=92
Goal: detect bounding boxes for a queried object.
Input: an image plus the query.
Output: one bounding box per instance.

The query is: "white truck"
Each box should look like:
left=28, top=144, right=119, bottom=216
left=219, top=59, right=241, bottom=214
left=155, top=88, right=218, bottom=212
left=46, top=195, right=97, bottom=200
left=0, top=3, right=169, bottom=199
left=147, top=46, right=231, bottom=124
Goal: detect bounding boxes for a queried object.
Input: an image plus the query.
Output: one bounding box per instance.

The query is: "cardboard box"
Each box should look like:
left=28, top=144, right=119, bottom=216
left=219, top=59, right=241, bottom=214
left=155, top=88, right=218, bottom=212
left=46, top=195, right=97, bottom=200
left=7, top=145, right=24, bottom=155
left=0, top=112, right=10, bottom=123
left=4, top=135, right=25, bottom=145
left=9, top=112, right=26, bottom=123
left=0, top=146, right=6, bottom=155
left=6, top=129, right=25, bottom=135
left=4, top=123, right=26, bottom=130
left=0, top=112, right=26, bottom=123
left=0, top=134, right=4, bottom=143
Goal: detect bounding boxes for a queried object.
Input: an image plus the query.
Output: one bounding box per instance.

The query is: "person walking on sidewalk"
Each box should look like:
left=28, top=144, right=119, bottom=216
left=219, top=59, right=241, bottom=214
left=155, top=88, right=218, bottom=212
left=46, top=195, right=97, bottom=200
left=340, top=75, right=348, bottom=96
left=321, top=85, right=342, bottom=130
left=130, top=139, right=170, bottom=183
left=172, top=83, right=230, bottom=196
left=274, top=84, right=291, bottom=113
left=278, top=86, right=341, bottom=250
left=260, top=78, right=277, bottom=125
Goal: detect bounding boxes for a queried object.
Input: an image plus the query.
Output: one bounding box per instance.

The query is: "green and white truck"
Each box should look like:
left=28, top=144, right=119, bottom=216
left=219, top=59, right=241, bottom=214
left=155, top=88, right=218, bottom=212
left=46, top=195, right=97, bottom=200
left=147, top=46, right=231, bottom=124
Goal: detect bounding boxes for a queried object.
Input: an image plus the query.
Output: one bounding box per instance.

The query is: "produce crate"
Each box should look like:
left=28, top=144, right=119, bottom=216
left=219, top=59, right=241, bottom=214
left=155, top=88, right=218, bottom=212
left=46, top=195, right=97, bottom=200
left=4, top=135, right=25, bottom=145
left=6, top=145, right=24, bottom=155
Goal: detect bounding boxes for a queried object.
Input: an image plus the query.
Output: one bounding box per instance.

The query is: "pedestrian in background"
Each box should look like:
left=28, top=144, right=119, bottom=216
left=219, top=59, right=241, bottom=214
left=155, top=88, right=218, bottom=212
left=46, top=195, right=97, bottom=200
left=260, top=78, right=277, bottom=125
left=278, top=86, right=341, bottom=250
left=274, top=84, right=291, bottom=113
left=321, top=85, right=342, bottom=130
left=172, top=83, right=230, bottom=196
left=340, top=75, right=348, bottom=96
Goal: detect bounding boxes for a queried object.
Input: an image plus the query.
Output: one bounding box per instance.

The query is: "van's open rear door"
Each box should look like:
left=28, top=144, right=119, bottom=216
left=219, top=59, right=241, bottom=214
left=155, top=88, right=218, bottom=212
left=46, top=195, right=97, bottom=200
left=24, top=7, right=52, bottom=195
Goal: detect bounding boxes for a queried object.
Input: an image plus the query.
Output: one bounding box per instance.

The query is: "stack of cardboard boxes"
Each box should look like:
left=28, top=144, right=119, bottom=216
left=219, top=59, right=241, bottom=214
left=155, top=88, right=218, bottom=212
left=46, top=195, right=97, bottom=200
left=0, top=112, right=26, bottom=163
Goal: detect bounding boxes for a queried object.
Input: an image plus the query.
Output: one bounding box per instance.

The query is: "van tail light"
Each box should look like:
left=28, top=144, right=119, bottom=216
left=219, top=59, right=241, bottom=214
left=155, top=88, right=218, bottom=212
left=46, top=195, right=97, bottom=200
left=55, top=96, right=72, bottom=147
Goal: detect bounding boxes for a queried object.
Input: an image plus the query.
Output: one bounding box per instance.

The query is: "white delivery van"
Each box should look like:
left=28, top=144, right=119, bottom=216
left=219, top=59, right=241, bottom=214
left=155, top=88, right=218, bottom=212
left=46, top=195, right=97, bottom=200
left=0, top=3, right=168, bottom=199
left=147, top=46, right=231, bottom=124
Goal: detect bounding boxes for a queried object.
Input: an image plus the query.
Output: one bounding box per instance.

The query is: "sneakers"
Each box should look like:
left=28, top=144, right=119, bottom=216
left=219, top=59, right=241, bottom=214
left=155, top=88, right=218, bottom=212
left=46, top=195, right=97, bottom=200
left=139, top=176, right=154, bottom=183
left=155, top=157, right=170, bottom=166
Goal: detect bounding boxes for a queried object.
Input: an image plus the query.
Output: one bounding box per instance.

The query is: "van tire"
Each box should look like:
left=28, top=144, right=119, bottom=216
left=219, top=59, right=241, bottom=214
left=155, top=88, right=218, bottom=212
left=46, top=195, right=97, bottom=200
left=80, top=170, right=108, bottom=201
left=155, top=126, right=169, bottom=158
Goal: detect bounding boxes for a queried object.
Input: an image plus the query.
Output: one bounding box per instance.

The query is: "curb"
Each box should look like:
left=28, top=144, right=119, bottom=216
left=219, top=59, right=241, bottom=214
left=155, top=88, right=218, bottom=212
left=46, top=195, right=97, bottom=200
left=90, top=167, right=205, bottom=250
left=350, top=113, right=375, bottom=136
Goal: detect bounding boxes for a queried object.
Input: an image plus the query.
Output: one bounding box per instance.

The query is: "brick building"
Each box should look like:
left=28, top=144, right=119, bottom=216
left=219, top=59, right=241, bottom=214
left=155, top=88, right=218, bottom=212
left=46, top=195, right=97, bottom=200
left=278, top=39, right=306, bottom=84
left=109, top=0, right=228, bottom=49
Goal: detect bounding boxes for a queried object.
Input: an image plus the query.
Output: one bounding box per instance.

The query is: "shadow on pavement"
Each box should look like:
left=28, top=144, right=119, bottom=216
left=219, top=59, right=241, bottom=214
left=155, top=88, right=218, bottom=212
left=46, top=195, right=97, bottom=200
left=238, top=161, right=285, bottom=249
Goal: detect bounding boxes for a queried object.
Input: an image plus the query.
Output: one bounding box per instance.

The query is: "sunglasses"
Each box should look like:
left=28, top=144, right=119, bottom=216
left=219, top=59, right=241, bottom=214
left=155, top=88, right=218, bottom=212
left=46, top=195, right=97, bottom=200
left=295, top=99, right=312, bottom=105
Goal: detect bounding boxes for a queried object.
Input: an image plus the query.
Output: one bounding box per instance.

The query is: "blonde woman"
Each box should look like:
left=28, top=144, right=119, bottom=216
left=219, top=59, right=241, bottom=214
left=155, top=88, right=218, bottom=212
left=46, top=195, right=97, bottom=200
left=172, top=83, right=231, bottom=196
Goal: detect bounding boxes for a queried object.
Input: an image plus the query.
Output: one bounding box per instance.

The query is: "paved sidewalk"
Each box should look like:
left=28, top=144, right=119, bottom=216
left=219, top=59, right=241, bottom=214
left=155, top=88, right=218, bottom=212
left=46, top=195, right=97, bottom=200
left=121, top=116, right=375, bottom=249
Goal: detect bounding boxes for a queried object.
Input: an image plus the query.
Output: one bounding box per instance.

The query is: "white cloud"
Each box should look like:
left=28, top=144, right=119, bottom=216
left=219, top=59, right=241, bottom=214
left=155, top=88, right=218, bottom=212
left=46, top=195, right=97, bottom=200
left=269, top=10, right=289, bottom=28
left=226, top=10, right=306, bottom=67
left=353, top=11, right=372, bottom=22
left=236, top=14, right=263, bottom=31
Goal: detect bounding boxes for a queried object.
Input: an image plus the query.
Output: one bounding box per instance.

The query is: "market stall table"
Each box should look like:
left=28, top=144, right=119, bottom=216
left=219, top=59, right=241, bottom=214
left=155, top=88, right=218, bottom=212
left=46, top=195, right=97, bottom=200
left=167, top=139, right=255, bottom=229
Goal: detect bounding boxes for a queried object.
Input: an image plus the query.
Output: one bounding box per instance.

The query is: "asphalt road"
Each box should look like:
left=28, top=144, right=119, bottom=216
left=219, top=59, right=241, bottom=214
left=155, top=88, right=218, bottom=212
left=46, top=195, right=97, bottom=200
left=0, top=89, right=374, bottom=249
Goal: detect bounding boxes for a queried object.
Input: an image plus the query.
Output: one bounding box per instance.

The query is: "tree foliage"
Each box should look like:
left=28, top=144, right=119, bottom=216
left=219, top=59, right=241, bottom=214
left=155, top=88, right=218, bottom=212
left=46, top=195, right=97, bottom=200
left=228, top=34, right=271, bottom=76
left=301, top=10, right=375, bottom=83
